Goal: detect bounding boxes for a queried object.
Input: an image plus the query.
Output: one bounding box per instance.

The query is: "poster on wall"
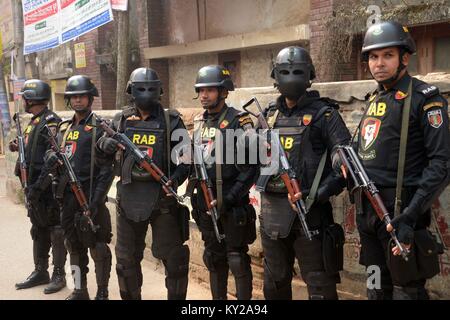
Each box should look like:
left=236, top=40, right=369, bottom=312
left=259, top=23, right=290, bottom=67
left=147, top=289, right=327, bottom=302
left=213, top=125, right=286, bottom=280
left=22, top=0, right=61, bottom=54
left=74, top=42, right=86, bottom=68
left=60, top=0, right=113, bottom=43
left=22, top=0, right=114, bottom=54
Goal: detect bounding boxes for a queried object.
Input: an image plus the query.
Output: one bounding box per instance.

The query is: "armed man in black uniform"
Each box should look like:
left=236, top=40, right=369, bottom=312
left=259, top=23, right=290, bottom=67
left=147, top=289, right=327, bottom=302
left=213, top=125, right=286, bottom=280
left=190, top=65, right=257, bottom=300
left=96, top=67, right=190, bottom=300
left=259, top=47, right=351, bottom=300
left=47, top=75, right=113, bottom=300
left=10, top=80, right=67, bottom=294
left=353, top=21, right=450, bottom=300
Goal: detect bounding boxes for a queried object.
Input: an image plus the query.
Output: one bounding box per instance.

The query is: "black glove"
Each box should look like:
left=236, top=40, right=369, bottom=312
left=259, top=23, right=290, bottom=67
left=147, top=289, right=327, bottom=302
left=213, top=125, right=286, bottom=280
left=390, top=193, right=426, bottom=230
left=316, top=185, right=330, bottom=204
left=44, top=150, right=60, bottom=168
left=222, top=192, right=238, bottom=213
left=98, top=137, right=120, bottom=155
left=396, top=222, right=414, bottom=245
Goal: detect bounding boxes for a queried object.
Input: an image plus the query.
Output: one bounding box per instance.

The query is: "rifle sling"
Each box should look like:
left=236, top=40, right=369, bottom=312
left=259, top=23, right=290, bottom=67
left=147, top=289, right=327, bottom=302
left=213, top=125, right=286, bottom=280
left=394, top=80, right=413, bottom=217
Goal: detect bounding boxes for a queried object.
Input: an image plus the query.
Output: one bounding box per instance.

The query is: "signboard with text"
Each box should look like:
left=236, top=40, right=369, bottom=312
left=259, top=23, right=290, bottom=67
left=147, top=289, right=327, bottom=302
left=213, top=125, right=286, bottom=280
left=22, top=0, right=113, bottom=54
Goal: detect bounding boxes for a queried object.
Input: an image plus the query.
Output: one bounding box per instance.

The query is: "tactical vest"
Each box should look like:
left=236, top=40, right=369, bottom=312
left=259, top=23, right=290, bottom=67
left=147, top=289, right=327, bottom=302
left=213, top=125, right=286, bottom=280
left=115, top=107, right=174, bottom=222
left=60, top=116, right=98, bottom=181
left=24, top=109, right=60, bottom=184
left=260, top=100, right=333, bottom=239
left=193, top=106, right=249, bottom=212
left=193, top=106, right=244, bottom=183
left=122, top=118, right=166, bottom=183
left=265, top=108, right=308, bottom=193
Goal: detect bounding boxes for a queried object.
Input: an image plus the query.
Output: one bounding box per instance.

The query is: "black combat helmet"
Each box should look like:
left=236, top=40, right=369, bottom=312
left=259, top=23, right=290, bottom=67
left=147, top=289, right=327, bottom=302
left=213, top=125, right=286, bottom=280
left=194, top=65, right=235, bottom=92
left=126, top=67, right=162, bottom=109
left=271, top=46, right=315, bottom=99
left=19, top=79, right=51, bottom=101
left=361, top=20, right=416, bottom=61
left=64, top=75, right=99, bottom=98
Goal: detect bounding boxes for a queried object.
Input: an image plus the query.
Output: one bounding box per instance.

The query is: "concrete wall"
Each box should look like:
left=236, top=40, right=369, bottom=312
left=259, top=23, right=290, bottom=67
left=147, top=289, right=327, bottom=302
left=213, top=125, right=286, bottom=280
left=162, top=0, right=310, bottom=45
left=5, top=74, right=450, bottom=299
left=36, top=43, right=73, bottom=81
left=168, top=44, right=307, bottom=109
left=168, top=54, right=218, bottom=109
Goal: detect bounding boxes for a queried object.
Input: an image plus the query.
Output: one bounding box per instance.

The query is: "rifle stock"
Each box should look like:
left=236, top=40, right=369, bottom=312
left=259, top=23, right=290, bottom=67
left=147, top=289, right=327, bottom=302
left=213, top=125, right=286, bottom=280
left=192, top=129, right=225, bottom=243
left=45, top=125, right=98, bottom=233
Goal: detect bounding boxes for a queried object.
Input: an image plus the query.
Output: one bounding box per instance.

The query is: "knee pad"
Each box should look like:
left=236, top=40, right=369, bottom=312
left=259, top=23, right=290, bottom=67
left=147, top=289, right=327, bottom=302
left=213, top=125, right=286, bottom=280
left=227, top=252, right=251, bottom=279
left=165, top=245, right=190, bottom=279
left=116, top=263, right=141, bottom=299
left=90, top=242, right=112, bottom=262
left=50, top=225, right=64, bottom=243
left=203, top=250, right=227, bottom=272
left=303, top=271, right=338, bottom=300
left=30, top=225, right=46, bottom=241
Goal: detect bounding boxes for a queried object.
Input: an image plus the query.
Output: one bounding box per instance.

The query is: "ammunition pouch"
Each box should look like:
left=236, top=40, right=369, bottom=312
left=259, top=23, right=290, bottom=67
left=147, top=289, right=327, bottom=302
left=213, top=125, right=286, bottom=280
left=387, top=228, right=442, bottom=286
left=322, top=223, right=345, bottom=275
left=177, top=203, right=190, bottom=242
left=75, top=211, right=97, bottom=249
left=224, top=204, right=256, bottom=247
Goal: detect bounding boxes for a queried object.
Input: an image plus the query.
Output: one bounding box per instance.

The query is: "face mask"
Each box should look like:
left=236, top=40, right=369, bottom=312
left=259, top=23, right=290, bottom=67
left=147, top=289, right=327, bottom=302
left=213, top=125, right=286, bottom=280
left=132, top=84, right=160, bottom=110
left=275, top=65, right=310, bottom=100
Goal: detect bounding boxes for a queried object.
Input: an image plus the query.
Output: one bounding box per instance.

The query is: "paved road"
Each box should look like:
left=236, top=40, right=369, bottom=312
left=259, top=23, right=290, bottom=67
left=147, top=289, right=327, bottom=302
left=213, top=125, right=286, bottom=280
left=0, top=156, right=211, bottom=300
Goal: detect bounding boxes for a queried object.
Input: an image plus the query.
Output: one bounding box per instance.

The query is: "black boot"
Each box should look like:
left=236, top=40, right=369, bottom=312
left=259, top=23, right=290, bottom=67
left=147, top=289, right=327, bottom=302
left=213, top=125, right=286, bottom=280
left=166, top=276, right=188, bottom=300
left=66, top=273, right=89, bottom=300
left=95, top=286, right=109, bottom=300
left=16, top=261, right=50, bottom=290
left=66, top=289, right=90, bottom=300
left=209, top=266, right=229, bottom=300
left=44, top=267, right=66, bottom=294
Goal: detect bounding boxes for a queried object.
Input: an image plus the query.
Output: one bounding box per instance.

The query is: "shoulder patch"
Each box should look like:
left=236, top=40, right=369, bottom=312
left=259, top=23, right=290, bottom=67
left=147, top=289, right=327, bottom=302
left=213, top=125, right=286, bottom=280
left=58, top=120, right=71, bottom=132
left=46, top=122, right=58, bottom=128
left=427, top=109, right=443, bottom=128
left=423, top=101, right=444, bottom=112
left=416, top=83, right=439, bottom=98
left=238, top=114, right=253, bottom=127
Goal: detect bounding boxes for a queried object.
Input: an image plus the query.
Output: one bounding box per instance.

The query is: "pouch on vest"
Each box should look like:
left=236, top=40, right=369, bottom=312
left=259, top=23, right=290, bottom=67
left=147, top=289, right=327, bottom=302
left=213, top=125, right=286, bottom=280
left=322, top=223, right=345, bottom=275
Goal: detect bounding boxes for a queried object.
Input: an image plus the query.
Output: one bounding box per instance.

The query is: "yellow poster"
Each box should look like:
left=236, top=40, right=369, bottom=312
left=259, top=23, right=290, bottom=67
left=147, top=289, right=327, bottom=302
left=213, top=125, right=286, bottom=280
left=74, top=42, right=86, bottom=68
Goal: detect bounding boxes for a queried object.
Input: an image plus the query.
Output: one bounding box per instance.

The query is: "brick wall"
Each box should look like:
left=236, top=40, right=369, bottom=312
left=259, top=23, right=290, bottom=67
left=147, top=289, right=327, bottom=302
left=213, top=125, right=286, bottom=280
left=75, top=29, right=102, bottom=110
left=309, top=0, right=359, bottom=82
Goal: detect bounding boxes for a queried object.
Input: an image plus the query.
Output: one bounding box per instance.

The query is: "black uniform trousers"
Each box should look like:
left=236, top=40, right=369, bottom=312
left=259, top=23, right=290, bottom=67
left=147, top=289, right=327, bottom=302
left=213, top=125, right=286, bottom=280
left=260, top=194, right=340, bottom=300
left=115, top=197, right=190, bottom=300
